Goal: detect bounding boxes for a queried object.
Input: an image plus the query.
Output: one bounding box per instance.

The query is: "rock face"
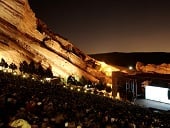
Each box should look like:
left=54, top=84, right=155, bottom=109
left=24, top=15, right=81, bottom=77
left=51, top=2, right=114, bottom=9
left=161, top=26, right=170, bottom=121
left=136, top=61, right=170, bottom=74
left=0, top=0, right=122, bottom=84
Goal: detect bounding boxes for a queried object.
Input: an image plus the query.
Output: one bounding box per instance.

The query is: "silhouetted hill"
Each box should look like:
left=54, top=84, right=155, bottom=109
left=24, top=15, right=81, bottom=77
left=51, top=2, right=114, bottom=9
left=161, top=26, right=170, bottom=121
left=90, top=52, right=170, bottom=68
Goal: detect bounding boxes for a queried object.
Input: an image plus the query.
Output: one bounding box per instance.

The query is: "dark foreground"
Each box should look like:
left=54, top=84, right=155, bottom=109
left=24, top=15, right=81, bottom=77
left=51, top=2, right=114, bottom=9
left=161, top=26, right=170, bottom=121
left=0, top=71, right=170, bottom=128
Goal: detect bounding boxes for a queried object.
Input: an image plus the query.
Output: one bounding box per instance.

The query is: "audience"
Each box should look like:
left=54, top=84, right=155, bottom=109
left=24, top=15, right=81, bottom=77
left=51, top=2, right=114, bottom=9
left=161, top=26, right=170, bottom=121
left=0, top=71, right=170, bottom=128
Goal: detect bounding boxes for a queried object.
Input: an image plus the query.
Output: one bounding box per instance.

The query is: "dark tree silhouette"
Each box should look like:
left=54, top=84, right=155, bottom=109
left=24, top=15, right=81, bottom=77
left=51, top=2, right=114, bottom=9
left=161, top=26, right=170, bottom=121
left=87, top=80, right=92, bottom=85
left=96, top=82, right=105, bottom=91
left=67, top=75, right=77, bottom=85
left=19, top=60, right=51, bottom=78
left=4, top=62, right=8, bottom=69
left=19, top=61, right=28, bottom=74
left=45, top=67, right=53, bottom=78
left=105, top=86, right=112, bottom=93
left=28, top=61, right=36, bottom=74
left=36, top=64, right=44, bottom=77
left=0, top=58, right=5, bottom=66
left=9, top=63, right=17, bottom=72
left=0, top=58, right=8, bottom=69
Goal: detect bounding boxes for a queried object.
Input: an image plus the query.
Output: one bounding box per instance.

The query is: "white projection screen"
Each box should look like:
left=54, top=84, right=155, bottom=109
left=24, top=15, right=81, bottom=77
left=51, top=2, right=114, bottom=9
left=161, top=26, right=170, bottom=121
left=145, top=86, right=170, bottom=104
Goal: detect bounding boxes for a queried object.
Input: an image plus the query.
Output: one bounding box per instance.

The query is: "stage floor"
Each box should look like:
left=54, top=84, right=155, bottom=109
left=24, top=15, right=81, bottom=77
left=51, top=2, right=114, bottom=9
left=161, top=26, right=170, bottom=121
left=135, top=99, right=170, bottom=111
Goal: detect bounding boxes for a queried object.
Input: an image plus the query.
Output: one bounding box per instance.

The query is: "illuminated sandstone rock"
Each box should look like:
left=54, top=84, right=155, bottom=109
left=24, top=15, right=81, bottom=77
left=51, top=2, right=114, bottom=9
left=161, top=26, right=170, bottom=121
left=136, top=61, right=170, bottom=74
left=0, top=0, right=122, bottom=84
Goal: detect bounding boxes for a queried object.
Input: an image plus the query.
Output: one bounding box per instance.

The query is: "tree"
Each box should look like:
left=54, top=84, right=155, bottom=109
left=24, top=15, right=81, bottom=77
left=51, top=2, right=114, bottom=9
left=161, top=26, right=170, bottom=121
left=45, top=67, right=53, bottom=78
left=4, top=62, right=8, bottom=69
left=105, top=86, right=112, bottom=93
left=0, top=58, right=8, bottom=69
left=0, top=58, right=5, bottom=67
left=19, top=61, right=28, bottom=74
left=9, top=63, right=17, bottom=72
left=67, top=75, right=77, bottom=85
left=96, top=82, right=105, bottom=91
left=36, top=64, right=44, bottom=77
left=28, top=61, right=36, bottom=74
left=87, top=80, right=92, bottom=85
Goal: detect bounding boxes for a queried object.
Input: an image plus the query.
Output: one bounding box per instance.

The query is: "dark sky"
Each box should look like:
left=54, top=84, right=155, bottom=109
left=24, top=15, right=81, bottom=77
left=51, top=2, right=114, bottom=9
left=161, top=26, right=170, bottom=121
left=28, top=0, right=170, bottom=54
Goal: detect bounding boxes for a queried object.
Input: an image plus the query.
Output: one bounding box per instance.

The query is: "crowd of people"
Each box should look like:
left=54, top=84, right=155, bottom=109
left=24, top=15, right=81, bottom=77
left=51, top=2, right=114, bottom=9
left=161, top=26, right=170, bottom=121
left=0, top=71, right=170, bottom=128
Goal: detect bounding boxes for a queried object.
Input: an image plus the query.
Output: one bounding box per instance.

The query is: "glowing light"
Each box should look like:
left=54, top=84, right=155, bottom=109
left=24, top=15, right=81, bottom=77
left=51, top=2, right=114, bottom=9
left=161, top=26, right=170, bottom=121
left=128, top=66, right=133, bottom=70
left=22, top=74, right=26, bottom=78
left=45, top=77, right=51, bottom=82
left=115, top=92, right=120, bottom=100
left=3, top=69, right=7, bottom=73
left=84, top=90, right=87, bottom=93
left=65, top=122, right=68, bottom=127
left=37, top=102, right=42, bottom=106
left=121, top=70, right=128, bottom=73
left=84, top=85, right=87, bottom=88
left=77, top=88, right=80, bottom=92
left=70, top=87, right=73, bottom=90
left=13, top=72, right=17, bottom=75
left=107, top=83, right=112, bottom=87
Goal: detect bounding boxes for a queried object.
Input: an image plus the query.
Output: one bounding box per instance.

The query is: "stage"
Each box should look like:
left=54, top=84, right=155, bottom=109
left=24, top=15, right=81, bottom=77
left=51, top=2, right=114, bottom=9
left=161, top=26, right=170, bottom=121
left=135, top=98, right=170, bottom=111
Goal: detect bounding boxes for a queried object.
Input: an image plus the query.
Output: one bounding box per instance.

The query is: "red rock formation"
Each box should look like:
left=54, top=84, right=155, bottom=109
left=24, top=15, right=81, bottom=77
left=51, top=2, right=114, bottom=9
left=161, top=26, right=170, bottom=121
left=136, top=61, right=170, bottom=74
left=0, top=0, right=122, bottom=84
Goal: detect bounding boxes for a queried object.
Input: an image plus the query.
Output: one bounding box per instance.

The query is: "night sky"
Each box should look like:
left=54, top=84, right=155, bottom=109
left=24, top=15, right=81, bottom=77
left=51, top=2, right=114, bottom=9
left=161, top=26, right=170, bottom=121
left=28, top=0, right=170, bottom=54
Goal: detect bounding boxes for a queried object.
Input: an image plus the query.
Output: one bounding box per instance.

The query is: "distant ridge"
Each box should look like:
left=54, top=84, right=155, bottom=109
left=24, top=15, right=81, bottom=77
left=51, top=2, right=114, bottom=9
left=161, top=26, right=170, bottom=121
left=89, top=52, right=170, bottom=67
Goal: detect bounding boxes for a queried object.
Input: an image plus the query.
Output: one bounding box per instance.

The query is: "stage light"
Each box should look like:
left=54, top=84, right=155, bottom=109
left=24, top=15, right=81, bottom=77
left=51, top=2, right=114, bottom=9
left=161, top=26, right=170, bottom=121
left=128, top=66, right=133, bottom=70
